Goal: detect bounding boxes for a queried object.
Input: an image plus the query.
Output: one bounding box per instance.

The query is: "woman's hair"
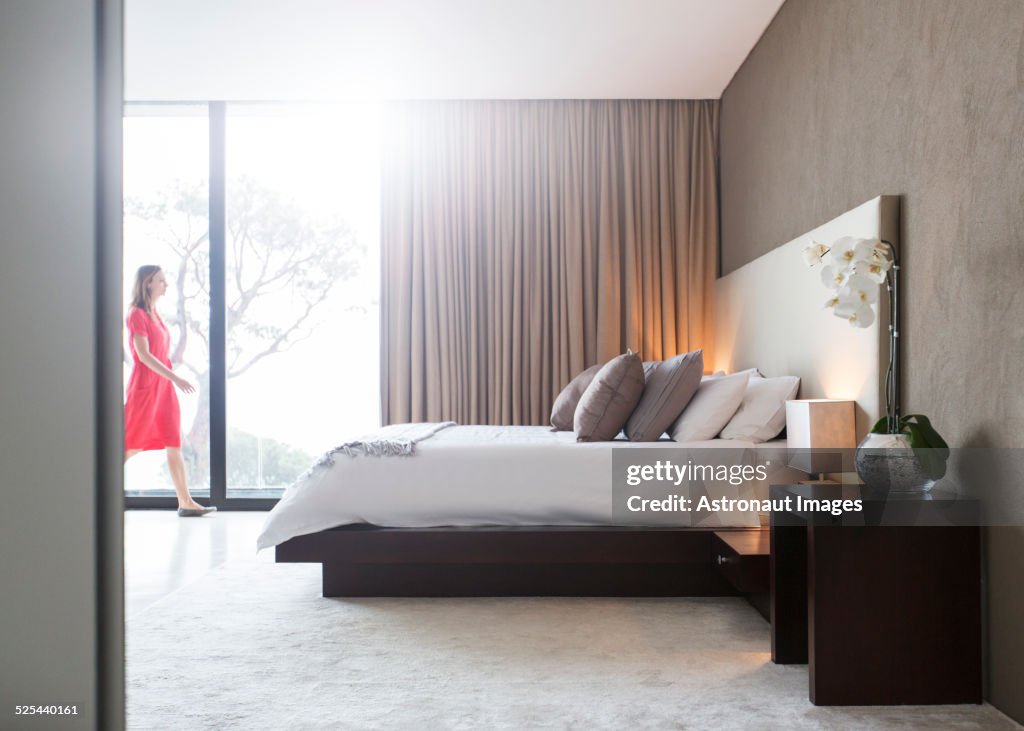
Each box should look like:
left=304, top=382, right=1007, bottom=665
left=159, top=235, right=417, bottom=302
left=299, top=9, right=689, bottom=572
left=130, top=265, right=162, bottom=314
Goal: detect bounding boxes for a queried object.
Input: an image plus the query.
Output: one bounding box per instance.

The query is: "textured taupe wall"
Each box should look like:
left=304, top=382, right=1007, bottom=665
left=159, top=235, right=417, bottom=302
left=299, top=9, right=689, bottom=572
left=720, top=0, right=1024, bottom=721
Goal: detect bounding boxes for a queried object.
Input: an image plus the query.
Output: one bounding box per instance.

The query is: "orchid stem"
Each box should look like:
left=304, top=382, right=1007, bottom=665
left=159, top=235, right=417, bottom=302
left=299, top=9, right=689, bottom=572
left=882, top=239, right=900, bottom=434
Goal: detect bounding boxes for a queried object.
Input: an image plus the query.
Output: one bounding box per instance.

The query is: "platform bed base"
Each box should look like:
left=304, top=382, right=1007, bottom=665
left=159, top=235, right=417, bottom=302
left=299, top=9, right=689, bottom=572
left=275, top=525, right=750, bottom=598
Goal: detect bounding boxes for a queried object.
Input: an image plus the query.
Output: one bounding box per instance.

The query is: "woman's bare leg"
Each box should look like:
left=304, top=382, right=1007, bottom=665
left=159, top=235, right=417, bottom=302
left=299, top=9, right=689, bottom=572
left=166, top=447, right=202, bottom=509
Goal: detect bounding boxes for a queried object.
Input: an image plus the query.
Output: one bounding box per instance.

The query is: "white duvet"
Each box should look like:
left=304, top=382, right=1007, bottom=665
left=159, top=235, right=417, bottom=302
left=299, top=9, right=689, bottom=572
left=257, top=424, right=793, bottom=550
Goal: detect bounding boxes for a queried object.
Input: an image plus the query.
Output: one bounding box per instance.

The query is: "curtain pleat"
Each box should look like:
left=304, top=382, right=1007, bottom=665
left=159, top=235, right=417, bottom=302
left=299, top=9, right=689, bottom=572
left=380, top=100, right=720, bottom=426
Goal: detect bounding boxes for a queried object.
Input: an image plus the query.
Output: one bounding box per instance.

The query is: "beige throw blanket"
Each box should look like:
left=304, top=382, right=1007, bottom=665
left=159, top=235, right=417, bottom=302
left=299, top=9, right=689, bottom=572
left=303, top=422, right=457, bottom=478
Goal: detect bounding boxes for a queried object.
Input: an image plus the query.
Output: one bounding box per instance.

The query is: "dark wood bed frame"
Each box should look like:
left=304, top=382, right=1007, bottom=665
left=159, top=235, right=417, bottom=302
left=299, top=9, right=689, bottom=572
left=276, top=525, right=754, bottom=597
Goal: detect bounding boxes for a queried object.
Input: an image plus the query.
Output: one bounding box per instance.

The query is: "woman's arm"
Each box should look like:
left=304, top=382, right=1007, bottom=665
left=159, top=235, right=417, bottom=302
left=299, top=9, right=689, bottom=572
left=132, top=334, right=196, bottom=394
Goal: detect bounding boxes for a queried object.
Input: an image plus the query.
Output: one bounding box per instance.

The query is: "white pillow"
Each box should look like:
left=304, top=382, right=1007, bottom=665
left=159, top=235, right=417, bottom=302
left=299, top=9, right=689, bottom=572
left=719, top=375, right=801, bottom=443
left=669, top=371, right=750, bottom=442
left=731, top=367, right=762, bottom=379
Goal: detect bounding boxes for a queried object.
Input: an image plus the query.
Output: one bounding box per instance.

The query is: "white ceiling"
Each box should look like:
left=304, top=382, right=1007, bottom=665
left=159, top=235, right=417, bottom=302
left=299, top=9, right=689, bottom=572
left=125, top=0, right=784, bottom=101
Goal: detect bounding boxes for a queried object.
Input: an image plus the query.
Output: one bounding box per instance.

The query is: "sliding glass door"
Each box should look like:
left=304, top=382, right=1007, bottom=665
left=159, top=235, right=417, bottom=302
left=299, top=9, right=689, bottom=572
left=124, top=102, right=380, bottom=507
left=123, top=105, right=211, bottom=499
left=223, top=104, right=381, bottom=498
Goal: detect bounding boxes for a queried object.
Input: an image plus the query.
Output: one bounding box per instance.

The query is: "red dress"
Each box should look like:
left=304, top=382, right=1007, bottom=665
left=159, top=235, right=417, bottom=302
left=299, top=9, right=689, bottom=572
left=125, top=307, right=182, bottom=450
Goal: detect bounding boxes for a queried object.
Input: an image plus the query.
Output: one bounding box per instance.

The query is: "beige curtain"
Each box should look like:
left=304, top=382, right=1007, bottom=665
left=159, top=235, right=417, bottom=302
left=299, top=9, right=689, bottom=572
left=381, top=100, right=719, bottom=425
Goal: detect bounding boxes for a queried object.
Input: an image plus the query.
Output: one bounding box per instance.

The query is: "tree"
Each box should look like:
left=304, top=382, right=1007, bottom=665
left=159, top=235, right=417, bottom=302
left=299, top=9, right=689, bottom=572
left=226, top=428, right=315, bottom=489
left=125, top=178, right=361, bottom=486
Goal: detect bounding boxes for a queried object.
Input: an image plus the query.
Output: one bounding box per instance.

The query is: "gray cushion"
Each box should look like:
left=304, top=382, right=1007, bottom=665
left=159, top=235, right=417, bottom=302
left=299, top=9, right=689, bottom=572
left=550, top=363, right=603, bottom=431
left=573, top=351, right=646, bottom=442
left=625, top=350, right=704, bottom=441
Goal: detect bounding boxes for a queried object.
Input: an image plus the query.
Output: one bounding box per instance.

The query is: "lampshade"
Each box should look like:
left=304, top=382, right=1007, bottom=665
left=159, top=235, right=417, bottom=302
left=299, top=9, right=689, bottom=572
left=786, top=399, right=856, bottom=476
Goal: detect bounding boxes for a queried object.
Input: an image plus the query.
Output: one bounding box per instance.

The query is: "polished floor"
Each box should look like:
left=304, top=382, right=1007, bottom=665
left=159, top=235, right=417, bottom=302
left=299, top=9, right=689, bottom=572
left=124, top=509, right=272, bottom=619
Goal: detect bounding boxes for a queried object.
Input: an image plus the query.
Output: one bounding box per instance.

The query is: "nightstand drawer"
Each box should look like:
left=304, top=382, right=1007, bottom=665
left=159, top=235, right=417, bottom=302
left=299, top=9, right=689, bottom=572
left=713, top=530, right=769, bottom=594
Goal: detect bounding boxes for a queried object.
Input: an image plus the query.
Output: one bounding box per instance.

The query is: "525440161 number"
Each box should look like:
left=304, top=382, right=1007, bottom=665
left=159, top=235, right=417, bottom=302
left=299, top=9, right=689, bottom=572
left=15, top=705, right=79, bottom=715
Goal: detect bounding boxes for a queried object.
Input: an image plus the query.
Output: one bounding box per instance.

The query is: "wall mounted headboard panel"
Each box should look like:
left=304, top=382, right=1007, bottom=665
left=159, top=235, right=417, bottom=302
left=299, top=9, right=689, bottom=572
left=713, top=195, right=899, bottom=438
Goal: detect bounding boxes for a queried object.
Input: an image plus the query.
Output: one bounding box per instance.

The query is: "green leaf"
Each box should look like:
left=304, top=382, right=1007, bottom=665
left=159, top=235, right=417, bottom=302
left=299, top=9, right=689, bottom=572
left=898, top=415, right=949, bottom=480
left=869, top=416, right=889, bottom=434
left=903, top=422, right=927, bottom=449
left=904, top=414, right=949, bottom=451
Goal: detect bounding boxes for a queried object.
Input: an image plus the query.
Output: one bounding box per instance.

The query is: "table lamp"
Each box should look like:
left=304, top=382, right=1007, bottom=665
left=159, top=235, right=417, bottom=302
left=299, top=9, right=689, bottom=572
left=785, top=399, right=856, bottom=482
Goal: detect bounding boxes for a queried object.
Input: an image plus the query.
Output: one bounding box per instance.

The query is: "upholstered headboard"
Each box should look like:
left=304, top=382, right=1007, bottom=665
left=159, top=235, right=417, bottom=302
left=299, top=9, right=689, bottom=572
left=712, top=196, right=900, bottom=438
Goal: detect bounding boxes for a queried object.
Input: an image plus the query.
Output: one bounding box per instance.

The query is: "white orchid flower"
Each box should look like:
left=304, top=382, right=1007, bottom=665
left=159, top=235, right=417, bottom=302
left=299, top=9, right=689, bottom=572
left=832, top=288, right=861, bottom=318
left=845, top=273, right=878, bottom=305
left=865, top=240, right=893, bottom=264
left=829, top=236, right=860, bottom=268
left=806, top=236, right=891, bottom=330
left=802, top=241, right=829, bottom=266
left=845, top=304, right=876, bottom=328
left=820, top=264, right=849, bottom=289
left=852, top=238, right=882, bottom=260
left=854, top=258, right=891, bottom=284
left=832, top=285, right=876, bottom=327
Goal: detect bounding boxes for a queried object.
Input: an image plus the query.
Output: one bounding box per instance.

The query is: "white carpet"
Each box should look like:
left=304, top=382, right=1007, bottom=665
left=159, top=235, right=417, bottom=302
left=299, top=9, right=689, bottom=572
left=126, top=555, right=1019, bottom=730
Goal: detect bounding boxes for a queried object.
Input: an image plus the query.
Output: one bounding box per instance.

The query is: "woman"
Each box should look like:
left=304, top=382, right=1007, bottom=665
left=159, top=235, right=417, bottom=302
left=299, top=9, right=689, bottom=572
left=125, top=265, right=215, bottom=517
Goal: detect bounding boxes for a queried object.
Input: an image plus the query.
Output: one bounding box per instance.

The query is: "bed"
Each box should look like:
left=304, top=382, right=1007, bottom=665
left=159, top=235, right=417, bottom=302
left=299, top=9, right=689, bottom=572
left=263, top=196, right=899, bottom=597
left=258, top=426, right=792, bottom=548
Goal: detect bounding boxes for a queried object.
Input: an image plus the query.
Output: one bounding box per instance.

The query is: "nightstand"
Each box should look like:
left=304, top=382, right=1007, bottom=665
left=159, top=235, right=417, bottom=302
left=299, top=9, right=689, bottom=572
left=712, top=529, right=769, bottom=620
left=770, top=483, right=982, bottom=706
